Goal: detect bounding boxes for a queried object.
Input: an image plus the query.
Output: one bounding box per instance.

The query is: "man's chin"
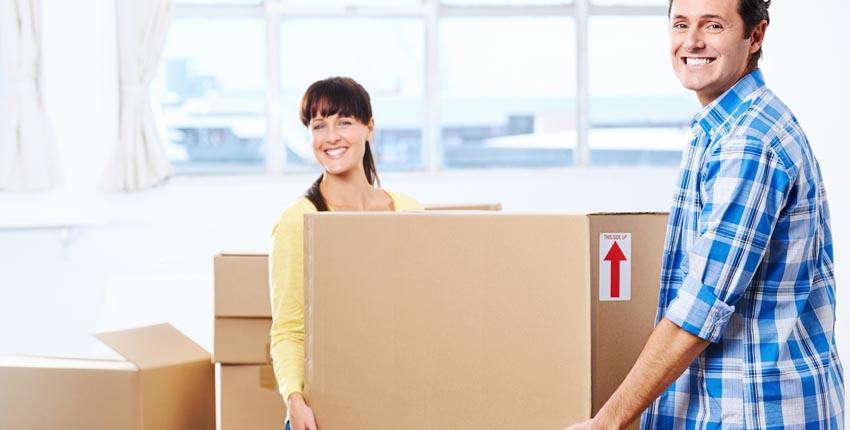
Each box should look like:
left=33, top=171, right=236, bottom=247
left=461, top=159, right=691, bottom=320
left=677, top=77, right=708, bottom=94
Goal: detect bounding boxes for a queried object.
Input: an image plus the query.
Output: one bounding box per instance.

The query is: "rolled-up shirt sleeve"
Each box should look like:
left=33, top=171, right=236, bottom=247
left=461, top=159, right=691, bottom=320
left=665, top=136, right=792, bottom=342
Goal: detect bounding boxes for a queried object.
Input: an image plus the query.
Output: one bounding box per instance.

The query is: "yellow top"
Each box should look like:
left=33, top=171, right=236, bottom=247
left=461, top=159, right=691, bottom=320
left=269, top=191, right=423, bottom=400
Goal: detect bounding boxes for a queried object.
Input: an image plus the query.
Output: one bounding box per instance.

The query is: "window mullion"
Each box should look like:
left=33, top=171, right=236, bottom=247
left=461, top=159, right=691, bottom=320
left=575, top=0, right=590, bottom=166
left=265, top=7, right=284, bottom=174
left=424, top=0, right=441, bottom=172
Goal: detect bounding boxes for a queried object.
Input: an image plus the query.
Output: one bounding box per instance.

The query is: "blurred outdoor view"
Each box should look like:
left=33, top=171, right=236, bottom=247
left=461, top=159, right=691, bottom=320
left=152, top=0, right=698, bottom=173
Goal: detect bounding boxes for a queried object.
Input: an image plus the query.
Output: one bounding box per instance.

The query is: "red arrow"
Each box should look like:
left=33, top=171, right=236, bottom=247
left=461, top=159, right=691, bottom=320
left=604, top=241, right=627, bottom=298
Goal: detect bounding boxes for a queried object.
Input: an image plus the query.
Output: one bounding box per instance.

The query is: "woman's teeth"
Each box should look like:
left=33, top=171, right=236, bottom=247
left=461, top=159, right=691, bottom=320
left=325, top=147, right=348, bottom=159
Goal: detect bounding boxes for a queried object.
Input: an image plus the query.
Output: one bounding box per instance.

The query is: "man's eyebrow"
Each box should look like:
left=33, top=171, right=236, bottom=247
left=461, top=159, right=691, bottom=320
left=671, top=13, right=726, bottom=21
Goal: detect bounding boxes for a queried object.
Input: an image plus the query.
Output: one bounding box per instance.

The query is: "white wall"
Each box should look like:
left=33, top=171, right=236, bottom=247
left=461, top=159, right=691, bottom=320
left=1, top=1, right=848, bottom=416
left=0, top=167, right=679, bottom=355
left=765, top=0, right=850, bottom=375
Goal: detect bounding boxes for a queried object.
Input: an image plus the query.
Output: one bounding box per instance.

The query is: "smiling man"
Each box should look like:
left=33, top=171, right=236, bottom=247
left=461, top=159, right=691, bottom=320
left=564, top=0, right=844, bottom=429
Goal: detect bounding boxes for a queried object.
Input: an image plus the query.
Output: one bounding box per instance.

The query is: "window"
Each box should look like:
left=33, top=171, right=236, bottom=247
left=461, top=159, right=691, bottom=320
left=440, top=17, right=576, bottom=167
left=282, top=0, right=420, bottom=6
left=155, top=17, right=266, bottom=173
left=280, top=18, right=425, bottom=171
left=175, top=0, right=261, bottom=4
left=443, top=0, right=572, bottom=5
left=588, top=15, right=696, bottom=165
left=159, top=0, right=685, bottom=173
left=590, top=0, right=666, bottom=5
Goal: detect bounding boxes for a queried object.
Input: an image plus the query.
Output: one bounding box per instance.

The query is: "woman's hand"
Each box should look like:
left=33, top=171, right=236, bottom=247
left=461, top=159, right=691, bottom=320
left=287, top=393, right=318, bottom=430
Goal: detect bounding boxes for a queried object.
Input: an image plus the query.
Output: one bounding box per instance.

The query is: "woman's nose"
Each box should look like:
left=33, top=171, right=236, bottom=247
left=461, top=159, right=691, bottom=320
left=325, top=127, right=341, bottom=142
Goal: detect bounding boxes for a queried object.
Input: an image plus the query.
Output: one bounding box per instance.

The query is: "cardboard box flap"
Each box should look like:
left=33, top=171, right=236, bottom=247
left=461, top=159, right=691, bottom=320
left=217, top=252, right=266, bottom=257
left=95, top=323, right=210, bottom=369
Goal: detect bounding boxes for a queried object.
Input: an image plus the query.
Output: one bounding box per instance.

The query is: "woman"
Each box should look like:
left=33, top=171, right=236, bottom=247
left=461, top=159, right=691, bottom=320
left=269, top=77, right=422, bottom=430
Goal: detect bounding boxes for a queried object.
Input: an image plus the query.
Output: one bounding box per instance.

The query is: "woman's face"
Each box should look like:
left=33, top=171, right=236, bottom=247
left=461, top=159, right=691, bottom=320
left=309, top=113, right=373, bottom=177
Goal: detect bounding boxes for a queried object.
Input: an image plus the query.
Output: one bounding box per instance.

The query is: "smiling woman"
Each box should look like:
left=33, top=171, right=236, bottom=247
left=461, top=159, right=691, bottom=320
left=268, top=77, right=423, bottom=430
left=300, top=77, right=379, bottom=208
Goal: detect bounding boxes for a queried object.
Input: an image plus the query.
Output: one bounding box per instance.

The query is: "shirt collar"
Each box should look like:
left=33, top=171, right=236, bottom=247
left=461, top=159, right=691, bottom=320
left=689, top=69, right=766, bottom=137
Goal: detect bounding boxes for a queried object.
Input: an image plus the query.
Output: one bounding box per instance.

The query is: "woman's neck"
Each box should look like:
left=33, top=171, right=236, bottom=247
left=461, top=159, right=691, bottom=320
left=319, top=171, right=387, bottom=211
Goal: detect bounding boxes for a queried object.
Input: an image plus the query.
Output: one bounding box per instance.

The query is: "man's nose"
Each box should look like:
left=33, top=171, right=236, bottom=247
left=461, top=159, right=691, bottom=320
left=683, top=28, right=705, bottom=51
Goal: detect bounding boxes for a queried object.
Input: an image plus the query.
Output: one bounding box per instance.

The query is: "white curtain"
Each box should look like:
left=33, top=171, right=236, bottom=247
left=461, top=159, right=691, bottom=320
left=103, top=0, right=173, bottom=192
left=0, top=0, right=58, bottom=192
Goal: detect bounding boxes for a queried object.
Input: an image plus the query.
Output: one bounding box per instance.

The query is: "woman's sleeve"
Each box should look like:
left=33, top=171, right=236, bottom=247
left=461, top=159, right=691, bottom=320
left=269, top=207, right=307, bottom=401
left=393, top=192, right=424, bottom=211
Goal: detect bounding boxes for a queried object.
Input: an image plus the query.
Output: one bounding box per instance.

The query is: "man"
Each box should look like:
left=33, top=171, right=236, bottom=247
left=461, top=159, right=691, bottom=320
left=566, top=0, right=844, bottom=428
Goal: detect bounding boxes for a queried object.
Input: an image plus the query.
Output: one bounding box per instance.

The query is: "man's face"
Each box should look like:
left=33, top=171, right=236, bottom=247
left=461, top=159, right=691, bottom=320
left=669, top=0, right=763, bottom=106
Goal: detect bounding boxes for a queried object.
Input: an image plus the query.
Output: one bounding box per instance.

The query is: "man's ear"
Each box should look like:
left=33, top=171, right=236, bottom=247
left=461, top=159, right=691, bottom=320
left=749, top=19, right=768, bottom=55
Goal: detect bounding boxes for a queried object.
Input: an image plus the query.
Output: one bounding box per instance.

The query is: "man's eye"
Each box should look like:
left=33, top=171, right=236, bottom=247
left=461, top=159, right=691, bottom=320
left=707, top=23, right=722, bottom=30
left=673, top=23, right=687, bottom=30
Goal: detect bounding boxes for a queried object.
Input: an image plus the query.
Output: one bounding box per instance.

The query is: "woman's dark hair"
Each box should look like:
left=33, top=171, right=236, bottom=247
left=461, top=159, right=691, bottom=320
left=668, top=0, right=770, bottom=69
left=299, top=77, right=380, bottom=211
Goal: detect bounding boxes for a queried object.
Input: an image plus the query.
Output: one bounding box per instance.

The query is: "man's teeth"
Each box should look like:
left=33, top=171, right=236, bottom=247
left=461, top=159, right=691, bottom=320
left=325, top=147, right=347, bottom=158
left=685, top=58, right=713, bottom=65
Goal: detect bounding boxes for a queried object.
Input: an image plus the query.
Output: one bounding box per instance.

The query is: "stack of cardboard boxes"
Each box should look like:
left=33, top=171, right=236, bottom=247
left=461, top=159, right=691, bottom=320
left=213, top=254, right=286, bottom=429
left=1, top=208, right=663, bottom=429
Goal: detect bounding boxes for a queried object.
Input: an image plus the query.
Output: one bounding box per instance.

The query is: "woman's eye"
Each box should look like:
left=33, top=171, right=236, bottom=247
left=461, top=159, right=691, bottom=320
left=312, top=124, right=325, bottom=130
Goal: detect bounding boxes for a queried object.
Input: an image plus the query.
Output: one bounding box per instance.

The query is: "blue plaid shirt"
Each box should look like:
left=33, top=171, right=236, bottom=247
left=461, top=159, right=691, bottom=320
left=640, top=70, right=844, bottom=429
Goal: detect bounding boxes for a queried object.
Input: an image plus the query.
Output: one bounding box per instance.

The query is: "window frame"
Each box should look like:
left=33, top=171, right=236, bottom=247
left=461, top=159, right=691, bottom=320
left=171, top=0, right=670, bottom=173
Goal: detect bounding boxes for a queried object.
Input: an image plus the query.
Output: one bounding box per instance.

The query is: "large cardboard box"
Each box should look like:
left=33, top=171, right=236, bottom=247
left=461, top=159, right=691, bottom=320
left=303, top=212, right=665, bottom=430
left=213, top=317, right=272, bottom=364
left=215, top=253, right=271, bottom=318
left=217, top=364, right=286, bottom=430
left=0, top=324, right=215, bottom=430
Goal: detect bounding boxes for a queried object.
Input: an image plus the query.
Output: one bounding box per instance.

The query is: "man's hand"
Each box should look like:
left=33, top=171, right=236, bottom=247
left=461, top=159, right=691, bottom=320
left=287, top=392, right=318, bottom=430
left=562, top=318, right=710, bottom=430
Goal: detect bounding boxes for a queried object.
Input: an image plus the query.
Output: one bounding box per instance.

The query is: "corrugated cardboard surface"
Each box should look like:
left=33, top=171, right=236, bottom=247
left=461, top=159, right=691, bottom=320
left=215, top=253, right=271, bottom=317
left=589, top=213, right=667, bottom=430
left=217, top=364, right=286, bottom=430
left=424, top=202, right=502, bottom=211
left=0, top=324, right=215, bottom=430
left=139, top=361, right=215, bottom=430
left=304, top=213, right=592, bottom=430
left=0, top=358, right=138, bottom=430
left=214, top=317, right=272, bottom=364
